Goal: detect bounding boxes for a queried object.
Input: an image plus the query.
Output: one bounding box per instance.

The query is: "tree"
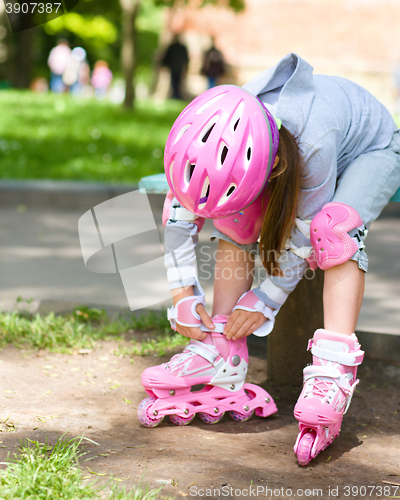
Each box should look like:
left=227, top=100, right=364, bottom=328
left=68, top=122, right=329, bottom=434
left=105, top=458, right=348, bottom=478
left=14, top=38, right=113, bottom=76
left=119, top=0, right=140, bottom=109
left=119, top=0, right=245, bottom=109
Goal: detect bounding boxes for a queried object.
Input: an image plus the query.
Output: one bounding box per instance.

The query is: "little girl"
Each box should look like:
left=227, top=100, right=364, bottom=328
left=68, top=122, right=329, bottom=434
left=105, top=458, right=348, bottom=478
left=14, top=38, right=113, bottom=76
left=152, top=53, right=400, bottom=464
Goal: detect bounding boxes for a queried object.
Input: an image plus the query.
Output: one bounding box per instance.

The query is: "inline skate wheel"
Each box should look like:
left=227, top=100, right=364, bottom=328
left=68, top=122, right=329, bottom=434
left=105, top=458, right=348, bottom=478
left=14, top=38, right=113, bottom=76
left=229, top=408, right=254, bottom=422
left=137, top=397, right=164, bottom=428
left=198, top=411, right=225, bottom=424
left=169, top=413, right=196, bottom=426
left=296, top=432, right=315, bottom=466
left=230, top=394, right=254, bottom=422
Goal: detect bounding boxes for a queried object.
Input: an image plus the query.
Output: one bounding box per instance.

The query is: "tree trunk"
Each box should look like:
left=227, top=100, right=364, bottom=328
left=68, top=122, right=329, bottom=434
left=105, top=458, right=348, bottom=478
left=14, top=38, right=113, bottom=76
left=267, top=268, right=324, bottom=386
left=119, top=0, right=140, bottom=109
left=14, top=27, right=34, bottom=88
left=3, top=8, right=35, bottom=88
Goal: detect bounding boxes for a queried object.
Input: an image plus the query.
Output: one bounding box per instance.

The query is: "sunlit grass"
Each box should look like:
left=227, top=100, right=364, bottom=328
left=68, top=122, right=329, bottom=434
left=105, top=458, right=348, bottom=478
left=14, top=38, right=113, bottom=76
left=0, top=307, right=186, bottom=356
left=0, top=90, right=185, bottom=183
left=0, top=436, right=166, bottom=499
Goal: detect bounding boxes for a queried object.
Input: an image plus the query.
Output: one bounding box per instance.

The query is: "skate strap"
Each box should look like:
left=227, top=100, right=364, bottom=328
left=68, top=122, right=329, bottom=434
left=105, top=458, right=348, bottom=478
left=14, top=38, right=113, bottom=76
left=167, top=295, right=206, bottom=330
left=200, top=322, right=225, bottom=333
left=307, top=339, right=364, bottom=366
left=303, top=365, right=360, bottom=404
left=184, top=340, right=220, bottom=365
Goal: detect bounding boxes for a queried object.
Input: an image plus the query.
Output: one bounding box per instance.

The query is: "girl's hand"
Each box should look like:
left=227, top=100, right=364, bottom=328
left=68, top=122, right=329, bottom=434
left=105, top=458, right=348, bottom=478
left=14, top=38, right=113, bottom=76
left=175, top=303, right=215, bottom=341
left=224, top=310, right=266, bottom=340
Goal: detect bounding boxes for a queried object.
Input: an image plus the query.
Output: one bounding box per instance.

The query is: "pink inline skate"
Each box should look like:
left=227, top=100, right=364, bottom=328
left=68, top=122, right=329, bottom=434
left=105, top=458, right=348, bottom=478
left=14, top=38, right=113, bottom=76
left=293, top=329, right=364, bottom=466
left=137, top=315, right=277, bottom=427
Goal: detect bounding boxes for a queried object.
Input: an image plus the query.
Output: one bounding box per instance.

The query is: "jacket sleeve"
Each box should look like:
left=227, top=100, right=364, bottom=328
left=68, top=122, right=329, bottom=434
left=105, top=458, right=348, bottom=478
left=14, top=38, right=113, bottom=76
left=164, top=197, right=204, bottom=295
left=253, top=129, right=338, bottom=312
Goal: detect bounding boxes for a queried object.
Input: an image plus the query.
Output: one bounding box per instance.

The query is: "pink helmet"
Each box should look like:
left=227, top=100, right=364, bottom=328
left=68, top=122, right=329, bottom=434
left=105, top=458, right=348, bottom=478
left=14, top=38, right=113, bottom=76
left=164, top=85, right=279, bottom=218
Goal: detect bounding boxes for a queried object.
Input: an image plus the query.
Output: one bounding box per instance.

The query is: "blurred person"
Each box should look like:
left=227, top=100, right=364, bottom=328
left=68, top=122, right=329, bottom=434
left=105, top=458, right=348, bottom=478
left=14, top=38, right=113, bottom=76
left=161, top=34, right=189, bottom=100
left=201, top=38, right=225, bottom=89
left=77, top=59, right=91, bottom=96
left=91, top=60, right=113, bottom=99
left=47, top=39, right=71, bottom=93
left=30, top=77, right=48, bottom=93
left=63, top=47, right=87, bottom=95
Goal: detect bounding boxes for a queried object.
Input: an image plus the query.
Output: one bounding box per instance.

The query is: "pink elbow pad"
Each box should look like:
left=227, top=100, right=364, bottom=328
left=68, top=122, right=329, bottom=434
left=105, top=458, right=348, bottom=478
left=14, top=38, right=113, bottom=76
left=309, top=202, right=363, bottom=270
left=213, top=188, right=270, bottom=245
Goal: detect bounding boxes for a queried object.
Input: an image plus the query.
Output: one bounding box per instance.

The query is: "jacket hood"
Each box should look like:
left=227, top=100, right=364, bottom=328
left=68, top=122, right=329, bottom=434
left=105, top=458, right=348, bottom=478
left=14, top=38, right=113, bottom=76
left=242, top=53, right=315, bottom=137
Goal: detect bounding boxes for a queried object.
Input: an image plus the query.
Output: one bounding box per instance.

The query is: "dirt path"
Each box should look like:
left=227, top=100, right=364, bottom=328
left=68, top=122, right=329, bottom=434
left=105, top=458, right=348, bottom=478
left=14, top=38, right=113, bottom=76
left=1, top=341, right=400, bottom=499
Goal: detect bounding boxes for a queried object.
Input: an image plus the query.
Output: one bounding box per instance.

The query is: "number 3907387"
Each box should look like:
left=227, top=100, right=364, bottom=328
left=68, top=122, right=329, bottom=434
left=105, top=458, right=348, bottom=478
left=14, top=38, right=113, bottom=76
left=5, top=3, right=62, bottom=14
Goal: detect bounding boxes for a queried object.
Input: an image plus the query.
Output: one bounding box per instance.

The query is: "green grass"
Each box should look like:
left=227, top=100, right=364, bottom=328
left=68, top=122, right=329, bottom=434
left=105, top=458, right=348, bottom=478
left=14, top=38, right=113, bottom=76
left=0, top=91, right=186, bottom=183
left=0, top=307, right=187, bottom=355
left=0, top=437, right=165, bottom=499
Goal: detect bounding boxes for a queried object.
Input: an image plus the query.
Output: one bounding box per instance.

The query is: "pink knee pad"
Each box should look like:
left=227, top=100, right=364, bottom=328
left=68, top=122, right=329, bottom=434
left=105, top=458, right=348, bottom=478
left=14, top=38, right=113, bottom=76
left=213, top=188, right=270, bottom=245
left=309, top=202, right=363, bottom=270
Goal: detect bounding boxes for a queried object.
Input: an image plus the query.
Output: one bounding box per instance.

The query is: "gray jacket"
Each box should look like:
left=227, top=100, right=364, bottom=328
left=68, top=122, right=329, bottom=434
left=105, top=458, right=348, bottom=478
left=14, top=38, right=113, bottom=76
left=165, top=53, right=396, bottom=318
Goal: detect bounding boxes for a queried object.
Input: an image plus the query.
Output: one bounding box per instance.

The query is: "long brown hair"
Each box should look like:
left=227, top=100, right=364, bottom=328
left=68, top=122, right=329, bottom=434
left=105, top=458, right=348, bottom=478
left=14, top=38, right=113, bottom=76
left=259, top=125, right=303, bottom=276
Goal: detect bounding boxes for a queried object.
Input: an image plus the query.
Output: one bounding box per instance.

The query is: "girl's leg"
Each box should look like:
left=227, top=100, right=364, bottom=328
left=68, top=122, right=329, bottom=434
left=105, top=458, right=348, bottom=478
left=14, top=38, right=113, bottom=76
left=212, top=239, right=255, bottom=316
left=323, top=260, right=365, bottom=335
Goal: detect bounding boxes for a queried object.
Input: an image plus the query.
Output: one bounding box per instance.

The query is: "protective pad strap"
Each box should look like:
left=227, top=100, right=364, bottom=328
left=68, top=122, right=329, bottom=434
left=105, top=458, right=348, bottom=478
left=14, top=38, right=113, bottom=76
left=163, top=190, right=205, bottom=230
left=310, top=202, right=363, bottom=270
left=233, top=290, right=277, bottom=337
left=307, top=339, right=365, bottom=366
left=167, top=295, right=206, bottom=330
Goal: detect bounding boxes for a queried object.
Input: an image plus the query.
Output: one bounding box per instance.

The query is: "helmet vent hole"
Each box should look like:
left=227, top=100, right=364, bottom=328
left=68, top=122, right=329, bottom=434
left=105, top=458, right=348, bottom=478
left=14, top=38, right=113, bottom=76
left=174, top=124, right=191, bottom=144
left=184, top=161, right=196, bottom=185
left=221, top=146, right=228, bottom=165
left=233, top=119, right=240, bottom=131
left=217, top=183, right=237, bottom=207
left=247, top=147, right=252, bottom=161
left=199, top=177, right=210, bottom=206
left=189, top=163, right=196, bottom=180
left=201, top=123, right=215, bottom=143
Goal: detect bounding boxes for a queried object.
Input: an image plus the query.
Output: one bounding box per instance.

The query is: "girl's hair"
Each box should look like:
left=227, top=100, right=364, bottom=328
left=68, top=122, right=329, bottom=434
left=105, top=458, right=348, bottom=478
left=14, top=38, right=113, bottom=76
left=259, top=125, right=303, bottom=276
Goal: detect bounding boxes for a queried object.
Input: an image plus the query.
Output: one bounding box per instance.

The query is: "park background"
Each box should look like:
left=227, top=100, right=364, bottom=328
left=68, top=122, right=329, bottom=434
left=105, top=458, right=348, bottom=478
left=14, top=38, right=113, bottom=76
left=0, top=1, right=399, bottom=498
left=1, top=0, right=400, bottom=186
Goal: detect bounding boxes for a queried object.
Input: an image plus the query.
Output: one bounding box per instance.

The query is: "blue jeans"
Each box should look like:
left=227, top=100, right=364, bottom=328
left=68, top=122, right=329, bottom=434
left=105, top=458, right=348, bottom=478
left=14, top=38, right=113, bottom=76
left=333, top=128, right=400, bottom=271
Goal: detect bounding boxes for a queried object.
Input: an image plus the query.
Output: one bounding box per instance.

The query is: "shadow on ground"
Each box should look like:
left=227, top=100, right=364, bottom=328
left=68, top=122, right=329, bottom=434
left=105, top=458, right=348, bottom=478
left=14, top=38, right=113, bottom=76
left=0, top=340, right=399, bottom=499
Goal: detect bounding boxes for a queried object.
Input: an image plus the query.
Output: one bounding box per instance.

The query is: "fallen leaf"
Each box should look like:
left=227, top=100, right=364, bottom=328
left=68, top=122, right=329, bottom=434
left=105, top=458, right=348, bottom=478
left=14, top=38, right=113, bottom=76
left=383, top=480, right=400, bottom=487
left=87, top=468, right=107, bottom=476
